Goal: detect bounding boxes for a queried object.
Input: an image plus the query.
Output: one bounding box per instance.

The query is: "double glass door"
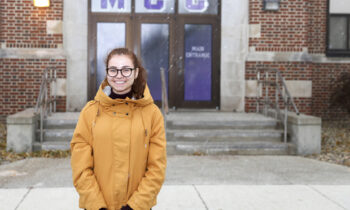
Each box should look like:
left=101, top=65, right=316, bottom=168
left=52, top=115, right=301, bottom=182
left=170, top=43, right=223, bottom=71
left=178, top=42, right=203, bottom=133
left=89, top=0, right=220, bottom=109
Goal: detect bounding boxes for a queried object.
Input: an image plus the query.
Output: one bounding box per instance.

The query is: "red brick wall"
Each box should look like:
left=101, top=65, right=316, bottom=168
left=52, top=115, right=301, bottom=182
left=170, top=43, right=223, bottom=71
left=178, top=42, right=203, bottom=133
left=0, top=0, right=66, bottom=122
left=245, top=61, right=350, bottom=121
left=0, top=58, right=66, bottom=121
left=308, top=0, right=327, bottom=54
left=249, top=0, right=327, bottom=53
left=249, top=0, right=309, bottom=52
left=0, top=0, right=63, bottom=48
left=245, top=61, right=313, bottom=115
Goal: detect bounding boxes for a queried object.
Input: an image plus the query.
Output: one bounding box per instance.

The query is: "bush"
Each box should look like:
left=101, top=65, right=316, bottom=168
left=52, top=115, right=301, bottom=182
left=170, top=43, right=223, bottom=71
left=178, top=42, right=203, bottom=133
left=330, top=72, right=350, bottom=114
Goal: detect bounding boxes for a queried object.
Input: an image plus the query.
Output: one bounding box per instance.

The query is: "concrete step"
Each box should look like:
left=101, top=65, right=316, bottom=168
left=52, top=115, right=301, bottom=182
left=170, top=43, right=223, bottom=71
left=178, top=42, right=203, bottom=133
left=166, top=129, right=283, bottom=142
left=166, top=141, right=296, bottom=155
left=43, top=112, right=79, bottom=129
left=166, top=112, right=279, bottom=130
left=36, top=129, right=74, bottom=142
left=167, top=120, right=278, bottom=130
left=32, top=111, right=293, bottom=155
left=33, top=141, right=70, bottom=151
left=33, top=140, right=295, bottom=155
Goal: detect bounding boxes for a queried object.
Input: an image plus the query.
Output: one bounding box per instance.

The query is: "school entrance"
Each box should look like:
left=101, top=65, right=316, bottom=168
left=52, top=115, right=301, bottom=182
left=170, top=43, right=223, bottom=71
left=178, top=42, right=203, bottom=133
left=88, top=0, right=221, bottom=109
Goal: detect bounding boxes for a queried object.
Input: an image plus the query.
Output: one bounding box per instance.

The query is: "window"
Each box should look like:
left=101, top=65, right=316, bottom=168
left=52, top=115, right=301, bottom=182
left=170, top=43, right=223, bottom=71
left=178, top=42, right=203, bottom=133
left=327, top=0, right=350, bottom=56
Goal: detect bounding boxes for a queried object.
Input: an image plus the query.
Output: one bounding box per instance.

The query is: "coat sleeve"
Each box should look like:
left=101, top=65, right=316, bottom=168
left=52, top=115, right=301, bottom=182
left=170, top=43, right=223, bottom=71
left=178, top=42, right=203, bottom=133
left=70, top=105, right=107, bottom=210
left=127, top=107, right=167, bottom=210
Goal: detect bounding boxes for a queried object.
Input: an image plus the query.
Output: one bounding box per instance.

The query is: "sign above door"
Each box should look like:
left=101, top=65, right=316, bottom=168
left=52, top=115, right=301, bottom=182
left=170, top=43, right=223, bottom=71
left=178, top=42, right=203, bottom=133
left=91, top=0, right=218, bottom=14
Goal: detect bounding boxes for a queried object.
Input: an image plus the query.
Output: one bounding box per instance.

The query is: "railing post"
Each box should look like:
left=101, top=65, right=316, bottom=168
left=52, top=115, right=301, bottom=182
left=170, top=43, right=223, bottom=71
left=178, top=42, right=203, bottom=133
left=264, top=71, right=268, bottom=115
left=35, top=67, right=59, bottom=145
left=49, top=69, right=52, bottom=114
left=54, top=69, right=57, bottom=112
left=275, top=72, right=278, bottom=119
left=256, top=71, right=260, bottom=113
left=284, top=99, right=288, bottom=143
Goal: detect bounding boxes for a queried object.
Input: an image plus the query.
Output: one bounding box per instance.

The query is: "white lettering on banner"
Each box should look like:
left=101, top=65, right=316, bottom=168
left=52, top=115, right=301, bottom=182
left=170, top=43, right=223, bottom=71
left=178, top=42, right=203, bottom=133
left=186, top=52, right=210, bottom=58
left=186, top=46, right=210, bottom=58
left=192, top=46, right=205, bottom=51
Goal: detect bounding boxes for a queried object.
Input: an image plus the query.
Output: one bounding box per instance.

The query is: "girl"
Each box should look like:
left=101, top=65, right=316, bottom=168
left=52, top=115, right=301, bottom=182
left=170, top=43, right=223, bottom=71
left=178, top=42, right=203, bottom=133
left=71, top=48, right=167, bottom=210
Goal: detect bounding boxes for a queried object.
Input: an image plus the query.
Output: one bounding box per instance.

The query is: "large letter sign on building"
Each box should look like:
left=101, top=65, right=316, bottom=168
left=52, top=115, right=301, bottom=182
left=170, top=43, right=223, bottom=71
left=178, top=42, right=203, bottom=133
left=186, top=0, right=208, bottom=12
left=144, top=0, right=164, bottom=10
left=178, top=0, right=217, bottom=14
left=91, top=0, right=217, bottom=14
left=136, top=0, right=173, bottom=13
left=91, top=0, right=131, bottom=12
left=101, top=0, right=124, bottom=9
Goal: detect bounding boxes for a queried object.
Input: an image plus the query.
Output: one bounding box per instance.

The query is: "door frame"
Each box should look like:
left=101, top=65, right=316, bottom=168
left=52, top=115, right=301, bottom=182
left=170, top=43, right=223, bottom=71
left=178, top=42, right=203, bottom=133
left=174, top=16, right=221, bottom=109
left=88, top=0, right=221, bottom=109
left=88, top=13, right=133, bottom=100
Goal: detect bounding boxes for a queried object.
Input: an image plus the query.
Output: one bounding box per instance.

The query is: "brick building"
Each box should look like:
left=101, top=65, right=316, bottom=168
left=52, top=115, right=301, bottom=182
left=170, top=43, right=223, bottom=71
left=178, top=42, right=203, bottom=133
left=1, top=0, right=350, bottom=121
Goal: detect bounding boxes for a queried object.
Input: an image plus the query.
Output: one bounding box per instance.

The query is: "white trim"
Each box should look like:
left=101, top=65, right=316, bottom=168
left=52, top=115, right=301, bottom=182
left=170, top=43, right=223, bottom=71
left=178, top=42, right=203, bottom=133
left=330, top=0, right=350, bottom=14
left=220, top=0, right=249, bottom=112
left=63, top=0, right=88, bottom=111
left=247, top=51, right=350, bottom=63
left=0, top=48, right=65, bottom=59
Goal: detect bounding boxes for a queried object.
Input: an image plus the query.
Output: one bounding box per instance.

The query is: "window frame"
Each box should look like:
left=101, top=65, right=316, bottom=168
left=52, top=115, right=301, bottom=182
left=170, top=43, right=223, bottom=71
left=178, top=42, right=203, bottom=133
left=326, top=0, right=350, bottom=57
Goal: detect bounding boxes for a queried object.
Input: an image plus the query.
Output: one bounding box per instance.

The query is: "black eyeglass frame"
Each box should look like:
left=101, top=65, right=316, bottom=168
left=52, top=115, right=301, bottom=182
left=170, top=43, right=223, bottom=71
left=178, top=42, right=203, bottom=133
left=106, top=67, right=136, bottom=78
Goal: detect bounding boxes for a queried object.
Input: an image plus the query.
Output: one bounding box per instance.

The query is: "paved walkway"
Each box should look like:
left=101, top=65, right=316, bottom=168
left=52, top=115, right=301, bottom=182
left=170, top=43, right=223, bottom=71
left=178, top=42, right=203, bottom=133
left=0, top=156, right=350, bottom=210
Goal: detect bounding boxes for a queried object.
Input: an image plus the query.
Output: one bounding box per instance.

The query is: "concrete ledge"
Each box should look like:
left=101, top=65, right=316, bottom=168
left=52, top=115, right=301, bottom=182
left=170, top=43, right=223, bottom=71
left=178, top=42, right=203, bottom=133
left=6, top=108, right=39, bottom=153
left=0, top=48, right=66, bottom=59
left=286, top=111, right=322, bottom=125
left=268, top=109, right=321, bottom=155
left=247, top=51, right=350, bottom=63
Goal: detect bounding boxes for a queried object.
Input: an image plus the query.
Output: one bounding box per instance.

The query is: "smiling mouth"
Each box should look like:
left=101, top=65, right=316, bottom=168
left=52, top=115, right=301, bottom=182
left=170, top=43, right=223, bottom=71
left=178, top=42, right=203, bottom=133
left=115, top=81, right=126, bottom=84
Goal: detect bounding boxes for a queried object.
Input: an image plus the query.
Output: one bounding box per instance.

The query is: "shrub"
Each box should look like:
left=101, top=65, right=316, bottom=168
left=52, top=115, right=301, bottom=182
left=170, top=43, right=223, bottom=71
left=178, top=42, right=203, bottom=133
left=330, top=72, right=350, bottom=114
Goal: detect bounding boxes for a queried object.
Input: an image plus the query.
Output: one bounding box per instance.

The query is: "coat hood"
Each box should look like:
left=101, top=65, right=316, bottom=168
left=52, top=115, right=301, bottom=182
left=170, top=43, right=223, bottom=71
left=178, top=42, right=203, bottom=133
left=94, top=79, right=154, bottom=107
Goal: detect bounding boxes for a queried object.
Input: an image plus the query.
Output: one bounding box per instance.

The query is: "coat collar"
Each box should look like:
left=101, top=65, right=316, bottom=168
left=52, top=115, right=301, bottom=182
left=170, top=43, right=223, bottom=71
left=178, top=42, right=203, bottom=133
left=94, top=79, right=154, bottom=107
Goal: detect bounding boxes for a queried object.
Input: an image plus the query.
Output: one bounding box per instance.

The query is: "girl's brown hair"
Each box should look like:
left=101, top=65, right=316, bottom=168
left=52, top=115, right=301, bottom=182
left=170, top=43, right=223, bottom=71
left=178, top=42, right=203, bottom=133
left=105, top=48, right=147, bottom=99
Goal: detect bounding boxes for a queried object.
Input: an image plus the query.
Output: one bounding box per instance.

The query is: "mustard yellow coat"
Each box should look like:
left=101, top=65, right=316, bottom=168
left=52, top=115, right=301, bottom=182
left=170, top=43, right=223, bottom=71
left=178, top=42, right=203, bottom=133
left=70, top=82, right=167, bottom=210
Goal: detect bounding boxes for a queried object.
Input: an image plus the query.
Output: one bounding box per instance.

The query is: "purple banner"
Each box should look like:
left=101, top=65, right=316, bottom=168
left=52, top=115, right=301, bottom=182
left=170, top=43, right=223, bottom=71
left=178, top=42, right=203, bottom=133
left=184, top=24, right=212, bottom=101
left=144, top=0, right=164, bottom=10
left=101, top=0, right=124, bottom=9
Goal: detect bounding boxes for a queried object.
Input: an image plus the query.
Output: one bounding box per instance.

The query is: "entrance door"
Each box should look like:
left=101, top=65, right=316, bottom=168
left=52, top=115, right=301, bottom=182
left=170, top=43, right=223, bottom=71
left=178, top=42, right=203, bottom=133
left=88, top=15, right=132, bottom=98
left=174, top=17, right=220, bottom=108
left=88, top=0, right=220, bottom=109
left=134, top=16, right=174, bottom=106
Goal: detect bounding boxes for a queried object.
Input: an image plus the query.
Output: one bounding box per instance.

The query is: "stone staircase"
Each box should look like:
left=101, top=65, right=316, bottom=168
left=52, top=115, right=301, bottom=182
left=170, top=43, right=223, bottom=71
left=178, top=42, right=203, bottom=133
left=33, top=112, right=78, bottom=151
left=166, top=112, right=296, bottom=155
left=33, top=111, right=296, bottom=155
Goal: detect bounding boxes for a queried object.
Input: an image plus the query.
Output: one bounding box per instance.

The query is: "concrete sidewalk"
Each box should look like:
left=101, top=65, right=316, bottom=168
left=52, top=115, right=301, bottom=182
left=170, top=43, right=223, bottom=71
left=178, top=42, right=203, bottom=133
left=1, top=156, right=350, bottom=209
left=1, top=185, right=350, bottom=210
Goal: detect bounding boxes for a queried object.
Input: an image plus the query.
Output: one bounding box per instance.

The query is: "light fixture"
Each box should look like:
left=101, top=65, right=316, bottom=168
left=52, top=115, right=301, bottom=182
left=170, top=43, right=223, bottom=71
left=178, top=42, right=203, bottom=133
left=263, top=0, right=280, bottom=11
left=33, top=0, right=50, bottom=7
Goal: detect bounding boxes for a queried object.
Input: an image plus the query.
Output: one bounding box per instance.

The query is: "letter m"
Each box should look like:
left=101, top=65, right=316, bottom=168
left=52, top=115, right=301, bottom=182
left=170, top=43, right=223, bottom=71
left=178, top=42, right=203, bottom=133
left=101, top=0, right=125, bottom=9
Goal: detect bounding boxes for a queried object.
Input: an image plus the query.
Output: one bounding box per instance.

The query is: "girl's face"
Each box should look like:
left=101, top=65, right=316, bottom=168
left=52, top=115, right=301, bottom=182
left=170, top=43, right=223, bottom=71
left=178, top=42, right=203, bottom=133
left=106, top=55, right=139, bottom=95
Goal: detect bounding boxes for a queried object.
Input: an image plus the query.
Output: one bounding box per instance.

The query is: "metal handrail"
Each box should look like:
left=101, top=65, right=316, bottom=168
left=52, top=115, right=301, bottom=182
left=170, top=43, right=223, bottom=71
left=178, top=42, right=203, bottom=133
left=35, top=67, right=57, bottom=143
left=160, top=67, right=169, bottom=131
left=256, top=68, right=299, bottom=143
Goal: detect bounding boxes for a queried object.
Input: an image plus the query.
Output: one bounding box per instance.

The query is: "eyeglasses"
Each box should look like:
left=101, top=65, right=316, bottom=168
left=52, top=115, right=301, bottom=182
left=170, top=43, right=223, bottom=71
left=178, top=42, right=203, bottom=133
left=106, top=67, right=135, bottom=78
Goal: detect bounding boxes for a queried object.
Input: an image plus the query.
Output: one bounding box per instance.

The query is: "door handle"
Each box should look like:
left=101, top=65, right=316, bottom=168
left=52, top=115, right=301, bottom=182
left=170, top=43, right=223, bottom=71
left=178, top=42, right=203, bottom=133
left=177, top=56, right=183, bottom=74
left=90, top=60, right=96, bottom=75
